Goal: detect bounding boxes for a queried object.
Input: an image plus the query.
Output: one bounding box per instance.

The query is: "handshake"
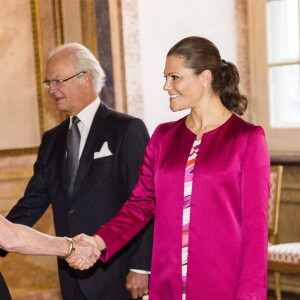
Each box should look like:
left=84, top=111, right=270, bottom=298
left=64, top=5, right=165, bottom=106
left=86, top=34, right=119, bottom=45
left=63, top=234, right=106, bottom=271
left=63, top=234, right=150, bottom=298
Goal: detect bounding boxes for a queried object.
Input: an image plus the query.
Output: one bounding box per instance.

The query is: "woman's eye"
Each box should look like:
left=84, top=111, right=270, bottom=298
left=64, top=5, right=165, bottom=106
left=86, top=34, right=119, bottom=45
left=171, top=75, right=179, bottom=80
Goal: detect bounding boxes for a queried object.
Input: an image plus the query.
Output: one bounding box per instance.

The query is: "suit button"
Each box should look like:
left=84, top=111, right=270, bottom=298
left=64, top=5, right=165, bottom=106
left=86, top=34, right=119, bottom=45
left=69, top=209, right=75, bottom=214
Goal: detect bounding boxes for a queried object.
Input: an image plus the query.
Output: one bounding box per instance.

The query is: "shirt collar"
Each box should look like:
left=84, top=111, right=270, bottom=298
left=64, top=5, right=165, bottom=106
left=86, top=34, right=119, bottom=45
left=70, top=97, right=101, bottom=129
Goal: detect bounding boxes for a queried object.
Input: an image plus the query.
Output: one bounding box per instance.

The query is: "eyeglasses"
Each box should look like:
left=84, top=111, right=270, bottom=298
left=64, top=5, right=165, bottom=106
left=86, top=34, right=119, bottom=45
left=42, top=71, right=87, bottom=89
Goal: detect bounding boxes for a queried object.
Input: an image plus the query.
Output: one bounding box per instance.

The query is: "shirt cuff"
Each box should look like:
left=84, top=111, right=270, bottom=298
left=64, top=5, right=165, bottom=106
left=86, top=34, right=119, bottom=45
left=130, top=269, right=151, bottom=274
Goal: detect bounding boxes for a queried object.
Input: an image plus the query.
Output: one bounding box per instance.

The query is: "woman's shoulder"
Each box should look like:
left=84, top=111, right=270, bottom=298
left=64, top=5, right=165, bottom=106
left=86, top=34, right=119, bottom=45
left=231, top=114, right=265, bottom=134
left=228, top=115, right=267, bottom=149
left=153, top=116, right=187, bottom=135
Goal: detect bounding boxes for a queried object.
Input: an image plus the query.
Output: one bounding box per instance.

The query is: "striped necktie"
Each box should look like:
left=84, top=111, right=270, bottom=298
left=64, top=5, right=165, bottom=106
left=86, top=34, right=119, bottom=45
left=66, top=116, right=81, bottom=196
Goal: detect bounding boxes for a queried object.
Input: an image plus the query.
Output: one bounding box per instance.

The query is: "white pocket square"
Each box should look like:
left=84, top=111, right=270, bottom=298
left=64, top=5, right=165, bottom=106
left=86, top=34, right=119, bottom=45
left=94, top=141, right=113, bottom=159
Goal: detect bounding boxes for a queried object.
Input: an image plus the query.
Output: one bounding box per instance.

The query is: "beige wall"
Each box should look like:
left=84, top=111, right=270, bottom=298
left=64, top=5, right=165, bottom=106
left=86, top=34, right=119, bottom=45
left=0, top=0, right=40, bottom=150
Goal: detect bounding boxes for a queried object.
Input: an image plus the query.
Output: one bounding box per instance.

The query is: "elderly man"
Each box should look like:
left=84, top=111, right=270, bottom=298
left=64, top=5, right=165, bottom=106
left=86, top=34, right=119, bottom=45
left=1, top=43, right=153, bottom=299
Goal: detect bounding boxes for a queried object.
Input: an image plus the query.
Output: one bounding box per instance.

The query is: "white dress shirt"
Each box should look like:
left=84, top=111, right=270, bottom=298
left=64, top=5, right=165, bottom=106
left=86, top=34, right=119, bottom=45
left=69, top=97, right=100, bottom=158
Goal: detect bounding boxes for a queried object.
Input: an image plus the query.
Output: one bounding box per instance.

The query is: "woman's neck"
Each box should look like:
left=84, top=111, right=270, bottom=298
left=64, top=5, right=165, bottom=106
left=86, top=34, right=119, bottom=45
left=186, top=103, right=232, bottom=139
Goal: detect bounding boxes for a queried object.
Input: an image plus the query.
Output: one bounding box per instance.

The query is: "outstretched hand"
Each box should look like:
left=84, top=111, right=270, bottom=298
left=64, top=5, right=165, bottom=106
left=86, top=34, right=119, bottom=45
left=66, top=237, right=100, bottom=270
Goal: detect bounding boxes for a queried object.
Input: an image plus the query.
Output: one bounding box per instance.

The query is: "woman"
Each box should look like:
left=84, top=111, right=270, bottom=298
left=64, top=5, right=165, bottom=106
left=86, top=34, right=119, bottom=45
left=0, top=214, right=100, bottom=297
left=75, top=36, right=270, bottom=299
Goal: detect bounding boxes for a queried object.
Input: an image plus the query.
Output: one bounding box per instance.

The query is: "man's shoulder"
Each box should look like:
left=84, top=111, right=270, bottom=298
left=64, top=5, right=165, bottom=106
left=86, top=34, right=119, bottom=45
left=104, top=104, right=138, bottom=120
left=42, top=119, right=68, bottom=139
left=98, top=103, right=146, bottom=128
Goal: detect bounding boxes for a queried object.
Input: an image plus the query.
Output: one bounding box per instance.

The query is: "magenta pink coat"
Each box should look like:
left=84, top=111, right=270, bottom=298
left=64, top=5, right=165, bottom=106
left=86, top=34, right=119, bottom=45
left=97, top=114, right=270, bottom=300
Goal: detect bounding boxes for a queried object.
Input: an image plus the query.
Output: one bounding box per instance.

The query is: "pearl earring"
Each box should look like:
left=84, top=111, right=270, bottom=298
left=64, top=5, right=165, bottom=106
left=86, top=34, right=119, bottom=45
left=202, top=83, right=207, bottom=88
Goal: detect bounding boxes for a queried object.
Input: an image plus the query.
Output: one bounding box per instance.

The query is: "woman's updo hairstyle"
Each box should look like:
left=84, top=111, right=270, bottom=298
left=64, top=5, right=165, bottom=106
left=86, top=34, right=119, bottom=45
left=167, top=36, right=247, bottom=115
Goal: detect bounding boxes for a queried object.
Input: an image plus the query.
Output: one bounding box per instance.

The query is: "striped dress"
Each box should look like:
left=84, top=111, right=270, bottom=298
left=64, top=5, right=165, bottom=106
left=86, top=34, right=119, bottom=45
left=182, top=139, right=201, bottom=298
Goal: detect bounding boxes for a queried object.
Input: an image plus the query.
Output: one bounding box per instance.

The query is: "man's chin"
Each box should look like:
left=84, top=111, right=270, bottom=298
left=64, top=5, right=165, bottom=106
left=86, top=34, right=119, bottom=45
left=55, top=101, right=67, bottom=111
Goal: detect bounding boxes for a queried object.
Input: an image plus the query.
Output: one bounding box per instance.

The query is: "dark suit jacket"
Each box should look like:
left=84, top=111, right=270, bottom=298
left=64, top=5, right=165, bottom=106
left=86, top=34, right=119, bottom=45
left=4, top=102, right=153, bottom=299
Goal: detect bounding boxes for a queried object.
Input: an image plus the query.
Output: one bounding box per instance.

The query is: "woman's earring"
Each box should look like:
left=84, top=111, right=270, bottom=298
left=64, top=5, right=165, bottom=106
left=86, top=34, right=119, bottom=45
left=202, top=83, right=207, bottom=88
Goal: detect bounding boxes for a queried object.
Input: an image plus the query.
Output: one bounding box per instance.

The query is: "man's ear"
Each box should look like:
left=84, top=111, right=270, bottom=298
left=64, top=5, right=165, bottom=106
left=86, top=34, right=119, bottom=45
left=83, top=72, right=93, bottom=87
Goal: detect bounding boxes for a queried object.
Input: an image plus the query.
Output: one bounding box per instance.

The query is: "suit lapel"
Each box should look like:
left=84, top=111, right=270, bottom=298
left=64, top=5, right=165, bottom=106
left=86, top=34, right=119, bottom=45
left=72, top=102, right=110, bottom=198
left=56, top=121, right=70, bottom=199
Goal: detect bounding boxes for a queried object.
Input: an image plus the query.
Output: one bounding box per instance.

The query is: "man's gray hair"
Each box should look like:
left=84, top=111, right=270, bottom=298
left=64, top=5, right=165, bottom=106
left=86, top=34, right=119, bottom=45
left=49, top=43, right=106, bottom=94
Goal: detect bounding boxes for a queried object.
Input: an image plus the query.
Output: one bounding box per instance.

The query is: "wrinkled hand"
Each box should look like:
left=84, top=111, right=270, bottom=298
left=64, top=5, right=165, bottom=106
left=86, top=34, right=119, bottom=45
left=66, top=237, right=100, bottom=270
left=126, top=271, right=149, bottom=299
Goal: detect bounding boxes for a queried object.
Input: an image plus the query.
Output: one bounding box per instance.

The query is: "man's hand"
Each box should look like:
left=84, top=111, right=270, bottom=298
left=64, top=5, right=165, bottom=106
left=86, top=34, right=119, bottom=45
left=66, top=237, right=100, bottom=270
left=126, top=271, right=149, bottom=299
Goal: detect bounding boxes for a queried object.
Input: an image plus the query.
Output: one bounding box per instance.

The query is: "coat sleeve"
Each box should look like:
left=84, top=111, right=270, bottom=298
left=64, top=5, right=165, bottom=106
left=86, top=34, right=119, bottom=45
left=237, top=126, right=270, bottom=299
left=119, top=118, right=154, bottom=270
left=96, top=123, right=160, bottom=263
